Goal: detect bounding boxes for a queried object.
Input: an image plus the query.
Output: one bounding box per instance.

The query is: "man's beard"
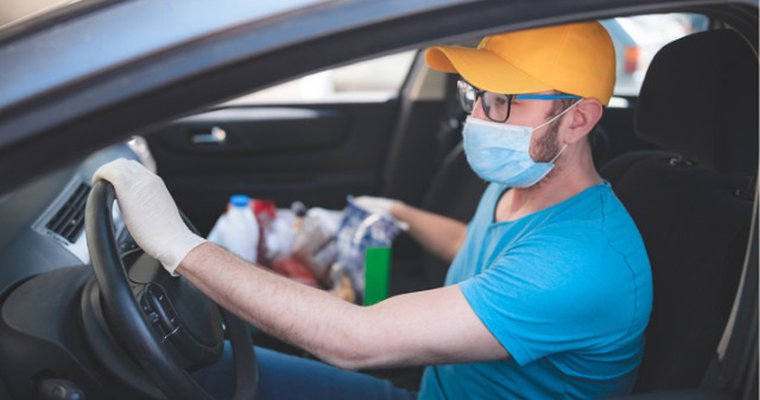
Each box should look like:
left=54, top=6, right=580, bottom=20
left=527, top=120, right=563, bottom=190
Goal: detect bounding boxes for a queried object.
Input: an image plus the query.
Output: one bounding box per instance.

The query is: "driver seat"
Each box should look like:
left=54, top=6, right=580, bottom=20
left=600, top=29, right=758, bottom=393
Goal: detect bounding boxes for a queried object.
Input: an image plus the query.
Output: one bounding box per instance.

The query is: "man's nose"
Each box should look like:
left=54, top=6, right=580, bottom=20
left=471, top=98, right=488, bottom=120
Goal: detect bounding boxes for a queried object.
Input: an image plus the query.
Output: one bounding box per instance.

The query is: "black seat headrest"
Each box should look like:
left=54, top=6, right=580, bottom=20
left=635, top=29, right=758, bottom=175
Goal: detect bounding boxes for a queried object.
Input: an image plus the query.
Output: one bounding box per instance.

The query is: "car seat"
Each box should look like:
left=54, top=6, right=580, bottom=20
left=417, top=142, right=488, bottom=286
left=388, top=142, right=487, bottom=295
left=599, top=29, right=758, bottom=393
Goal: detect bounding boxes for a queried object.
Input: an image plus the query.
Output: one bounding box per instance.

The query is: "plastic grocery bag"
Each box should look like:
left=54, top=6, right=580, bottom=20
left=292, top=208, right=342, bottom=281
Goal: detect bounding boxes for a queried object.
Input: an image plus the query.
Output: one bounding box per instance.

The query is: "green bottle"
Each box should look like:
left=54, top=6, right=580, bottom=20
left=364, top=247, right=391, bottom=306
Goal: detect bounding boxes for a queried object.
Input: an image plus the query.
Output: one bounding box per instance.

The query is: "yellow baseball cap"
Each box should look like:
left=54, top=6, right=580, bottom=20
left=425, top=22, right=616, bottom=106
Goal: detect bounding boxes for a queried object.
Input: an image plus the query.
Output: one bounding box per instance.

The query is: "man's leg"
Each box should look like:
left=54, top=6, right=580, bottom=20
left=193, top=342, right=417, bottom=400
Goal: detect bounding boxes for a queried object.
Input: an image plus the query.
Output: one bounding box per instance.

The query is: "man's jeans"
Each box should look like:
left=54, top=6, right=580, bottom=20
left=193, top=342, right=417, bottom=400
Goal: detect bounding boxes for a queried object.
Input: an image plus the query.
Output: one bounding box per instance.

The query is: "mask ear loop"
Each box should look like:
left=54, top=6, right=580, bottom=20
left=533, top=98, right=583, bottom=132
left=549, top=143, right=568, bottom=163
left=536, top=98, right=581, bottom=163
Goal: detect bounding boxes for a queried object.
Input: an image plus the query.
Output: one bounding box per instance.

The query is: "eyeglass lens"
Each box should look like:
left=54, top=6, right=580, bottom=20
left=457, top=80, right=476, bottom=113
left=482, top=92, right=510, bottom=122
left=457, top=80, right=511, bottom=122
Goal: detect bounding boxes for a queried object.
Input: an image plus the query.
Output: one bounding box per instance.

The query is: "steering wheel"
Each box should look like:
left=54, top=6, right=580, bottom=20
left=84, top=180, right=258, bottom=399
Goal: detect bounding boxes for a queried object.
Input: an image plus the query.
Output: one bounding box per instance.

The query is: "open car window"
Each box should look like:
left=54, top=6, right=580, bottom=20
left=602, top=13, right=709, bottom=106
left=224, top=13, right=709, bottom=108
left=223, top=50, right=418, bottom=105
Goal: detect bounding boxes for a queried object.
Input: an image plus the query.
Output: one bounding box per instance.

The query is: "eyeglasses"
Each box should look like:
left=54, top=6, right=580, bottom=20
left=456, top=79, right=581, bottom=123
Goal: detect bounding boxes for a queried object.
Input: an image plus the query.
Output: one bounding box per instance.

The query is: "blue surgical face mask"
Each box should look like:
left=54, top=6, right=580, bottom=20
left=462, top=101, right=579, bottom=188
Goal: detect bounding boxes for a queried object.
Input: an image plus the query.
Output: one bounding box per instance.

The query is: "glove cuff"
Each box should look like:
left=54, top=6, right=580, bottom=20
left=162, top=233, right=207, bottom=277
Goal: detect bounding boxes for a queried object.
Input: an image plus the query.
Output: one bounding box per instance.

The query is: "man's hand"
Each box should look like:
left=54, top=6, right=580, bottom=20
left=354, top=196, right=410, bottom=230
left=353, top=196, right=399, bottom=216
left=355, top=196, right=467, bottom=261
left=92, top=159, right=205, bottom=276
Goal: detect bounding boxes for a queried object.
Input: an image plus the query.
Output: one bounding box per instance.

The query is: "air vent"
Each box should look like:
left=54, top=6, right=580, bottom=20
left=46, top=183, right=91, bottom=243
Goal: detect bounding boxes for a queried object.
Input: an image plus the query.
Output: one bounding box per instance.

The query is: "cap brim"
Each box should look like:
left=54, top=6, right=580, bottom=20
left=425, top=46, right=553, bottom=94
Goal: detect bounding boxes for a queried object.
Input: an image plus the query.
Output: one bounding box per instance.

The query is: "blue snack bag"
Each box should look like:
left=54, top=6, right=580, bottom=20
left=335, top=197, right=405, bottom=296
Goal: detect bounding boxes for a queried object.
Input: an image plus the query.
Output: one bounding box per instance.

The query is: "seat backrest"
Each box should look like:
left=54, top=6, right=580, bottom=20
left=600, top=29, right=758, bottom=393
left=419, top=143, right=488, bottom=286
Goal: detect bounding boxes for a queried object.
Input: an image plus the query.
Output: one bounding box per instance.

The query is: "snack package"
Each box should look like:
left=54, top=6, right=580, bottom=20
left=333, top=197, right=405, bottom=298
left=328, top=263, right=356, bottom=303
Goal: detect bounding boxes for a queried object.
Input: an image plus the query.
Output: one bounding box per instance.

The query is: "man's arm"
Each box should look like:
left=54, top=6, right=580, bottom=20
left=391, top=202, right=467, bottom=263
left=93, top=159, right=504, bottom=370
left=354, top=196, right=467, bottom=263
left=178, top=241, right=508, bottom=370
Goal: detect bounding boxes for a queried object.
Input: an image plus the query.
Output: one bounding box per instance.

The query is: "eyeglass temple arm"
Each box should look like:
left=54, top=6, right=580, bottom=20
left=513, top=94, right=581, bottom=100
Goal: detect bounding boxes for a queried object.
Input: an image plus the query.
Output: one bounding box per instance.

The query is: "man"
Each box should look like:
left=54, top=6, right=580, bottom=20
left=95, top=21, right=652, bottom=399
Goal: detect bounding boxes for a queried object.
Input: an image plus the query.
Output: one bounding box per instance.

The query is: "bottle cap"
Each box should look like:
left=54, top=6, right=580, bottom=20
left=230, top=194, right=250, bottom=207
left=291, top=201, right=307, bottom=217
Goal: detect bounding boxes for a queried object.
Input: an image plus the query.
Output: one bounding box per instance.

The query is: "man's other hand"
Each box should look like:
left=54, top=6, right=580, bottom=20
left=92, top=158, right=205, bottom=276
left=354, top=196, right=399, bottom=217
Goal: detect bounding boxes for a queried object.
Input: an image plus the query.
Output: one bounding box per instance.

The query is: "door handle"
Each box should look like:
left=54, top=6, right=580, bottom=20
left=191, top=126, right=227, bottom=144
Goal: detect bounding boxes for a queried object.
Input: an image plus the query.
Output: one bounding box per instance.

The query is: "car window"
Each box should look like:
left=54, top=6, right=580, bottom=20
left=601, top=13, right=709, bottom=105
left=227, top=14, right=706, bottom=107
left=224, top=50, right=417, bottom=105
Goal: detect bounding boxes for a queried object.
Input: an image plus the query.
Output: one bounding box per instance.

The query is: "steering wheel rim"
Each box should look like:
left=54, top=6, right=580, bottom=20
left=85, top=180, right=258, bottom=400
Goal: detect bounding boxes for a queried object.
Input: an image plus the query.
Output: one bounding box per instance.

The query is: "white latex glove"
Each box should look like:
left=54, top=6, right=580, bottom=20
left=353, top=196, right=409, bottom=230
left=353, top=196, right=398, bottom=216
left=92, top=159, right=205, bottom=276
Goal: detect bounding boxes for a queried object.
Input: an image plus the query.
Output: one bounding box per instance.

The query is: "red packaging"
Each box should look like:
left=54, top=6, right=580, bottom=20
left=271, top=256, right=320, bottom=288
left=252, top=199, right=276, bottom=265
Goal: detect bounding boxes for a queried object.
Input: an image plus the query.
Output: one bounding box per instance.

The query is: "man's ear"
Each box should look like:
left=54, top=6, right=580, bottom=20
left=563, top=98, right=603, bottom=144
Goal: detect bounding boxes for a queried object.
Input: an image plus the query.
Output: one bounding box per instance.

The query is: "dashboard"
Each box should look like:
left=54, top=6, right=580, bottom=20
left=0, top=137, right=155, bottom=298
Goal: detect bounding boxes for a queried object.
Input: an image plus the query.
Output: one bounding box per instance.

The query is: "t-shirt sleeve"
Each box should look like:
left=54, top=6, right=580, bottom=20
left=459, top=225, right=626, bottom=366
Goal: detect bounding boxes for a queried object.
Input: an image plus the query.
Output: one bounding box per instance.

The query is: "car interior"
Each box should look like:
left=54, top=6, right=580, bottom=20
left=0, top=5, right=756, bottom=400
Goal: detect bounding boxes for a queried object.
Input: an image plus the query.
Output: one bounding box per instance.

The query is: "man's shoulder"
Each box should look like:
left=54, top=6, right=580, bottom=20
left=537, top=184, right=638, bottom=235
left=508, top=186, right=646, bottom=267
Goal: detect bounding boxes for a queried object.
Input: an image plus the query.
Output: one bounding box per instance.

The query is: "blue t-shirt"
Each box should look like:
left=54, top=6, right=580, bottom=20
left=418, top=182, right=653, bottom=399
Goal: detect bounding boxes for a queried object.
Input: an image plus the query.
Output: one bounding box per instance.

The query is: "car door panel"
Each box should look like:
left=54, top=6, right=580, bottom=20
left=145, top=101, right=399, bottom=234
left=155, top=108, right=350, bottom=155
